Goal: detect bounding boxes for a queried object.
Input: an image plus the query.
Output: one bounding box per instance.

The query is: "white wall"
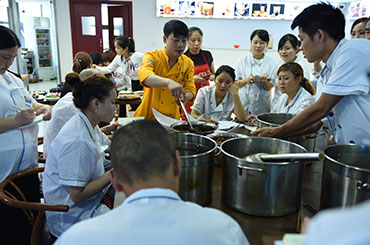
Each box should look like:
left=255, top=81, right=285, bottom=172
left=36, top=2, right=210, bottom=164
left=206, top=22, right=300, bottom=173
left=55, top=0, right=357, bottom=79
left=54, top=0, right=73, bottom=81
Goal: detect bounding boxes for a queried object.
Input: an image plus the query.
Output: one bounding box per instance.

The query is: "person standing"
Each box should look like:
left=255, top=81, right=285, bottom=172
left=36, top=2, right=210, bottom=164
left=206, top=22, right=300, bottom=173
left=133, top=20, right=196, bottom=120
left=252, top=3, right=370, bottom=146
left=94, top=36, right=144, bottom=92
left=235, top=29, right=278, bottom=116
left=183, top=27, right=215, bottom=116
left=0, top=25, right=52, bottom=245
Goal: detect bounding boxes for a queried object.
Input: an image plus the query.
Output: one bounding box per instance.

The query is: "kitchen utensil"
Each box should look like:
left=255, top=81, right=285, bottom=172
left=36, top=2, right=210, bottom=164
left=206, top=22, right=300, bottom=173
left=180, top=101, right=193, bottom=129
left=221, top=136, right=307, bottom=216
left=244, top=152, right=324, bottom=162
left=320, top=144, right=370, bottom=210
left=170, top=133, right=217, bottom=205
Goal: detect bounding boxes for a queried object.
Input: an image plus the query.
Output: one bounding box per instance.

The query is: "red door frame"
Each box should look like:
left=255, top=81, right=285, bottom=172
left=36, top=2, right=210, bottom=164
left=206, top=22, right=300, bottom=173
left=69, top=0, right=133, bottom=55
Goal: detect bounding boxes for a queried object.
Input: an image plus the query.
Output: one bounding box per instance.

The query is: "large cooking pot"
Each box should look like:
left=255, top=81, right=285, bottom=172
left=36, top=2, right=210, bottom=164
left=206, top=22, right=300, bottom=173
left=170, top=133, right=217, bottom=205
left=256, top=113, right=316, bottom=153
left=171, top=121, right=217, bottom=135
left=221, top=137, right=307, bottom=216
left=320, top=144, right=370, bottom=210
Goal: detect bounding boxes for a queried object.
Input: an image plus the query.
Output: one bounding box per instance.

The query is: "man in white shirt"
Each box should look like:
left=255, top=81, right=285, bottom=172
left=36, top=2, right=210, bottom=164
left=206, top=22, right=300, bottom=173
left=252, top=3, right=370, bottom=145
left=55, top=120, right=249, bottom=245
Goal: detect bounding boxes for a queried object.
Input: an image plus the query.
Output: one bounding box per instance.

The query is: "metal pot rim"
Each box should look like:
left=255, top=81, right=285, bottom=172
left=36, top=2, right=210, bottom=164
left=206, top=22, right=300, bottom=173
left=220, top=137, right=305, bottom=165
left=324, top=144, right=370, bottom=173
left=256, top=112, right=295, bottom=127
left=175, top=133, right=217, bottom=159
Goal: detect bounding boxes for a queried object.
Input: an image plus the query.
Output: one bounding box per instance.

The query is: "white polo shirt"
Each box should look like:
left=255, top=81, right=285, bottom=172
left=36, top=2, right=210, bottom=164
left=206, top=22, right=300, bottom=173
left=55, top=188, right=249, bottom=245
left=191, top=84, right=235, bottom=121
left=306, top=199, right=370, bottom=245
left=43, top=112, right=110, bottom=237
left=271, top=87, right=314, bottom=115
left=316, top=38, right=370, bottom=145
left=235, top=53, right=278, bottom=116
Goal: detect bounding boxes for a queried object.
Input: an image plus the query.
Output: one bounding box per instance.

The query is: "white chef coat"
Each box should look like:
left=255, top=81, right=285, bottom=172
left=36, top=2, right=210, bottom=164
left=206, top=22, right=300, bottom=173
left=43, top=92, right=78, bottom=158
left=316, top=38, right=370, bottom=145
left=271, top=87, right=314, bottom=115
left=96, top=52, right=144, bottom=80
left=55, top=188, right=249, bottom=245
left=191, top=84, right=235, bottom=121
left=0, top=72, right=38, bottom=182
left=235, top=53, right=278, bottom=116
left=43, top=112, right=110, bottom=237
left=43, top=92, right=110, bottom=159
left=305, top=199, right=370, bottom=245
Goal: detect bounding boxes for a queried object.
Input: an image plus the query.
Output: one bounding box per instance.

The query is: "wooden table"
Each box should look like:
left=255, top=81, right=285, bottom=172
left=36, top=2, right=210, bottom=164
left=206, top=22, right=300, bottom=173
left=115, top=98, right=142, bottom=117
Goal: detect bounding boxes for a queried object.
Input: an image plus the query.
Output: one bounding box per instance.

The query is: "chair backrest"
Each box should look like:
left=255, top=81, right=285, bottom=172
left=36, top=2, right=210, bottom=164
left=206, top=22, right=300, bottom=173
left=0, top=167, right=68, bottom=245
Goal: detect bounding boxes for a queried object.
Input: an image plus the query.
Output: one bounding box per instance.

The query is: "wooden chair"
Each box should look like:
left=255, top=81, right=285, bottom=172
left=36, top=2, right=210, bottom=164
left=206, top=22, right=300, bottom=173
left=38, top=137, right=46, bottom=163
left=0, top=167, right=68, bottom=245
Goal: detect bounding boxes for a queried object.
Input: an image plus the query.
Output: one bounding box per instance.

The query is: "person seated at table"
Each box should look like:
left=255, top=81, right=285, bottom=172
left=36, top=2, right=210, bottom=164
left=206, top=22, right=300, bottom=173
left=43, top=69, right=120, bottom=161
left=350, top=17, right=368, bottom=39
left=271, top=62, right=315, bottom=114
left=0, top=25, right=52, bottom=245
left=60, top=51, right=92, bottom=97
left=133, top=20, right=196, bottom=120
left=90, top=52, right=104, bottom=66
left=301, top=199, right=370, bottom=244
left=247, top=62, right=314, bottom=125
left=366, top=18, right=370, bottom=40
left=94, top=36, right=144, bottom=92
left=190, top=65, right=246, bottom=124
left=102, top=49, right=116, bottom=66
left=55, top=120, right=249, bottom=245
left=43, top=73, right=117, bottom=237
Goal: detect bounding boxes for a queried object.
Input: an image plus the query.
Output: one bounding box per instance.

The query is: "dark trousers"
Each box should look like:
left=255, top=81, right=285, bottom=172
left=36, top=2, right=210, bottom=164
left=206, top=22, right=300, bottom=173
left=0, top=173, right=40, bottom=245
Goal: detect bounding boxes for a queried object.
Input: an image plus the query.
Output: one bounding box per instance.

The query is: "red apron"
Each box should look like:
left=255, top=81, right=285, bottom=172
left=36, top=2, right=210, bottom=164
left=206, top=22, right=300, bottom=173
left=182, top=53, right=211, bottom=119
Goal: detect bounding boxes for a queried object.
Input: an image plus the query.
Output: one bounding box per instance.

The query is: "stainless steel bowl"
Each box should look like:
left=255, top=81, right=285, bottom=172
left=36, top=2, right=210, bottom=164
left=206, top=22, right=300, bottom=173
left=171, top=121, right=218, bottom=135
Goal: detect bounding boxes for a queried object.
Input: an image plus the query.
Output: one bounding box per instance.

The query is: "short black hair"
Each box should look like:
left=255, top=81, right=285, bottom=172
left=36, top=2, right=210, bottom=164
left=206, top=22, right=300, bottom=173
left=188, top=26, right=203, bottom=39
left=278, top=34, right=301, bottom=50
left=90, top=52, right=104, bottom=65
left=163, top=20, right=188, bottom=38
left=110, top=120, right=176, bottom=185
left=0, top=25, right=21, bottom=49
left=250, top=29, right=269, bottom=42
left=291, top=3, right=345, bottom=41
left=215, top=65, right=236, bottom=81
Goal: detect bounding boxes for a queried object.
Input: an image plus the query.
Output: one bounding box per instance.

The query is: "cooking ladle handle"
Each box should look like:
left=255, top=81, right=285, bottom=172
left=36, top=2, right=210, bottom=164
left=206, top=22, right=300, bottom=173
left=260, top=153, right=324, bottom=162
left=237, top=164, right=264, bottom=173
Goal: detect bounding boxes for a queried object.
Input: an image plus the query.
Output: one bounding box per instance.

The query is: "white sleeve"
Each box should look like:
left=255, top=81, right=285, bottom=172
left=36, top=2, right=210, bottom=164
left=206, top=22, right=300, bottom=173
left=323, top=44, right=370, bottom=96
left=190, top=88, right=206, bottom=114
left=235, top=56, right=246, bottom=80
left=95, top=55, right=121, bottom=74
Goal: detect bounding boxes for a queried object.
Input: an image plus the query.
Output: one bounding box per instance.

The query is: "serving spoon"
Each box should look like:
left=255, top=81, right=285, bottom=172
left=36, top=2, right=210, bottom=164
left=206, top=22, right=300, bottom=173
left=180, top=101, right=194, bottom=129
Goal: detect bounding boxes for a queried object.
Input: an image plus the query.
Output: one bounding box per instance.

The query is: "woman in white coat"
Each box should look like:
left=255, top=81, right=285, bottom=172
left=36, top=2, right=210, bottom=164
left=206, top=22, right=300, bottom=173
left=0, top=25, right=52, bottom=245
left=191, top=65, right=246, bottom=124
left=235, top=29, right=278, bottom=116
left=271, top=62, right=315, bottom=114
left=94, top=36, right=143, bottom=92
left=43, top=73, right=116, bottom=237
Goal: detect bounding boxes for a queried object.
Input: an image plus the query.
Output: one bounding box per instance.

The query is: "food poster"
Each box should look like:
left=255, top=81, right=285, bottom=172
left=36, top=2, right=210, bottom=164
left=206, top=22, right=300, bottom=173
left=200, top=1, right=214, bottom=16
left=234, top=2, right=250, bottom=17
left=284, top=3, right=310, bottom=20
left=251, top=3, right=268, bottom=18
left=157, top=0, right=178, bottom=16
left=214, top=1, right=234, bottom=18
left=348, top=1, right=362, bottom=19
left=178, top=1, right=196, bottom=16
left=269, top=4, right=285, bottom=18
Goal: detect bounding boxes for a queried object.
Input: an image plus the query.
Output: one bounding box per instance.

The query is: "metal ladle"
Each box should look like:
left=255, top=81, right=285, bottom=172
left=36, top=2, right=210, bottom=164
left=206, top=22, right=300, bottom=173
left=180, top=100, right=194, bottom=129
left=244, top=152, right=324, bottom=162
